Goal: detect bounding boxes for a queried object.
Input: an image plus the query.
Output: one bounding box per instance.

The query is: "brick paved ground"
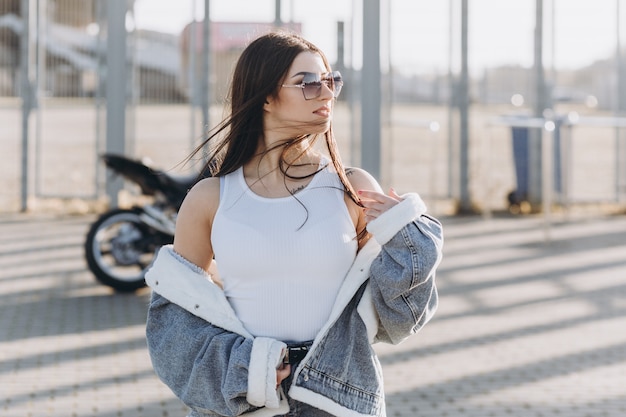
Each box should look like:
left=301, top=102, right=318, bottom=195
left=1, top=212, right=625, bottom=417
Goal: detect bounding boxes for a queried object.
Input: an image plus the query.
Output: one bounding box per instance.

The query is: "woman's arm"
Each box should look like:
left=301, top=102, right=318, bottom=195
left=146, top=179, right=289, bottom=414
left=173, top=177, right=220, bottom=272
left=367, top=207, right=443, bottom=344
left=344, top=169, right=442, bottom=344
left=343, top=167, right=387, bottom=251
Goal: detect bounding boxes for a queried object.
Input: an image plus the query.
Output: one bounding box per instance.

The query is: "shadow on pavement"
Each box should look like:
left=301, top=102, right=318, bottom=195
left=1, top=213, right=625, bottom=416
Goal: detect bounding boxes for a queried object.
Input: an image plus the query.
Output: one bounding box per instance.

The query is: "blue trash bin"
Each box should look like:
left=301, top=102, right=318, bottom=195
left=508, top=118, right=562, bottom=207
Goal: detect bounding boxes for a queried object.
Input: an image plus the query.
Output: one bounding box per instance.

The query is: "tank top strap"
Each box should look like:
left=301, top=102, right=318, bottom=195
left=218, top=168, right=247, bottom=210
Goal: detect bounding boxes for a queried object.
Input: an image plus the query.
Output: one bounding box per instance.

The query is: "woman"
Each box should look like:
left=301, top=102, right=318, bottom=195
left=145, top=31, right=443, bottom=417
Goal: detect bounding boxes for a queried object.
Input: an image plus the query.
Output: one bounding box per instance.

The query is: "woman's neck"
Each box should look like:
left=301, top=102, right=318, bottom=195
left=243, top=137, right=321, bottom=197
left=253, top=136, right=318, bottom=172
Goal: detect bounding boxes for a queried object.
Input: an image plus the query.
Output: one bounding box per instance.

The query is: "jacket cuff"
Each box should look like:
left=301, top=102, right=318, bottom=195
left=366, top=193, right=427, bottom=246
left=247, top=337, right=287, bottom=409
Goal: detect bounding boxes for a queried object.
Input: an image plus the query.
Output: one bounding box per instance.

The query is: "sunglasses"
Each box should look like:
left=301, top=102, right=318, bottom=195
left=281, top=71, right=343, bottom=100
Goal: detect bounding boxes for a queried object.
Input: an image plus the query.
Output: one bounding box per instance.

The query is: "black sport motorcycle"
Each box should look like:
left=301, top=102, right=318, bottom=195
left=84, top=153, right=199, bottom=292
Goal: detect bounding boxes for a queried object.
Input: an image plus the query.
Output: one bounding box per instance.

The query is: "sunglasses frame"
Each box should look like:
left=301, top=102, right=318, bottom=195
left=281, top=71, right=343, bottom=100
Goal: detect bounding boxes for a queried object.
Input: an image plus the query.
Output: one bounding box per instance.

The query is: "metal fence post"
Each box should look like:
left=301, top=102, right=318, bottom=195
left=530, top=0, right=551, bottom=207
left=105, top=0, right=128, bottom=207
left=19, top=0, right=35, bottom=212
left=361, top=0, right=381, bottom=180
left=458, top=0, right=471, bottom=212
left=616, top=0, right=626, bottom=201
left=201, top=0, right=210, bottom=134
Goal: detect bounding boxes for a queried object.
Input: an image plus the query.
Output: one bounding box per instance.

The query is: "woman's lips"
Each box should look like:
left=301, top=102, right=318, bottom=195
left=313, top=106, right=331, bottom=117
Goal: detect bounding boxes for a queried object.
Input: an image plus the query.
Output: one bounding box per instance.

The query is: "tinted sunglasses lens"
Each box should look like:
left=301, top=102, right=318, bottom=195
left=332, top=72, right=343, bottom=98
left=302, top=82, right=322, bottom=99
left=300, top=72, right=343, bottom=99
left=302, top=74, right=322, bottom=99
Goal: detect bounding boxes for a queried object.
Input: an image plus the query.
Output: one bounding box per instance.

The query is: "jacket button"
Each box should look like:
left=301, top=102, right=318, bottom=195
left=194, top=304, right=199, bottom=309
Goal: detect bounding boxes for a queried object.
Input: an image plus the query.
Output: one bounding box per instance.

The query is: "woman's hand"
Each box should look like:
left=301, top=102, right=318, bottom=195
left=276, top=362, right=291, bottom=388
left=358, top=188, right=402, bottom=224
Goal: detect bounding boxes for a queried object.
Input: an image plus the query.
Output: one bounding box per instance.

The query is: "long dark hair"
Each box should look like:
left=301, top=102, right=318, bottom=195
left=191, top=31, right=363, bottom=217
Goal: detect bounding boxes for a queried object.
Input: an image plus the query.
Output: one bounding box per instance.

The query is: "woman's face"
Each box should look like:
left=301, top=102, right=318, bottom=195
left=265, top=51, right=337, bottom=137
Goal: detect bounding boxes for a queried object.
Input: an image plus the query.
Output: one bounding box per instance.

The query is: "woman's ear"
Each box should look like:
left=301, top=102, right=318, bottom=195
left=263, top=98, right=272, bottom=112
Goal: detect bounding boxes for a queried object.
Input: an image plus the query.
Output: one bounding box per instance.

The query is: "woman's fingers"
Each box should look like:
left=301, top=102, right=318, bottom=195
left=276, top=363, right=291, bottom=388
left=358, top=188, right=402, bottom=223
left=388, top=187, right=401, bottom=200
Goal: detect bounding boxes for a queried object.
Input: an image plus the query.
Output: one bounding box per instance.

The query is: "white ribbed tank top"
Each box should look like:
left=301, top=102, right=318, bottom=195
left=211, top=159, right=357, bottom=342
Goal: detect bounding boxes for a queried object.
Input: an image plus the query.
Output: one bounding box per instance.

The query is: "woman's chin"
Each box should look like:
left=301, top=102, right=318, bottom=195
left=309, top=119, right=331, bottom=134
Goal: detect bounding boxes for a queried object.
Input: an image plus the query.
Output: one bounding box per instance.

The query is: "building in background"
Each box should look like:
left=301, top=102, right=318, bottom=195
left=179, top=20, right=301, bottom=104
left=0, top=0, right=303, bottom=103
left=0, top=0, right=622, bottom=110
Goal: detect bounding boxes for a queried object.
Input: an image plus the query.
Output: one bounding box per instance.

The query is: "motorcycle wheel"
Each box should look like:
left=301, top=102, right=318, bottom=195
left=84, top=208, right=171, bottom=292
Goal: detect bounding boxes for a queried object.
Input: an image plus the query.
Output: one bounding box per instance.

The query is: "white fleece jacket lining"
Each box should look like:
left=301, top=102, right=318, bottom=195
left=247, top=337, right=286, bottom=408
left=289, top=384, right=381, bottom=417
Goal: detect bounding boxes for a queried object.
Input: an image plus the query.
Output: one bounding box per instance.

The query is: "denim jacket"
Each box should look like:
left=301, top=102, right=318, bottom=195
left=145, top=193, right=443, bottom=417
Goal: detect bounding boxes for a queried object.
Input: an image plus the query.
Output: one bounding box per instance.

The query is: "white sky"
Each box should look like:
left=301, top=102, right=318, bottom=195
left=133, top=0, right=626, bottom=76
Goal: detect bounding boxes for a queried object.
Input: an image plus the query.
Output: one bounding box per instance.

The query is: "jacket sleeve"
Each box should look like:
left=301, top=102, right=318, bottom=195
left=365, top=194, right=443, bottom=344
left=146, top=290, right=287, bottom=415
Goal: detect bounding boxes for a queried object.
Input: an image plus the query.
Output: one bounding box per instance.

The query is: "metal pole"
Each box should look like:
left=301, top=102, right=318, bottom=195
left=382, top=0, right=392, bottom=188
left=337, top=21, right=345, bottom=75
left=616, top=0, right=626, bottom=202
left=19, top=0, right=34, bottom=212
left=19, top=0, right=30, bottom=212
left=530, top=0, right=548, bottom=206
left=95, top=0, right=106, bottom=198
left=201, top=0, right=210, bottom=136
left=533, top=0, right=548, bottom=117
left=190, top=0, right=197, bottom=150
left=105, top=0, right=128, bottom=207
left=274, top=0, right=282, bottom=27
left=458, top=0, right=471, bottom=212
left=550, top=0, right=556, bottom=87
left=199, top=0, right=211, bottom=161
left=126, top=8, right=137, bottom=158
left=447, top=0, right=455, bottom=199
left=618, top=0, right=625, bottom=113
left=33, top=0, right=43, bottom=198
left=361, top=0, right=381, bottom=180
left=349, top=0, right=358, bottom=167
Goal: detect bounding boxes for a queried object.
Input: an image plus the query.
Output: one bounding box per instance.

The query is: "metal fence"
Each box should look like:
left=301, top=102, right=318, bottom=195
left=1, top=0, right=215, bottom=213
left=1, top=0, right=625, bottom=215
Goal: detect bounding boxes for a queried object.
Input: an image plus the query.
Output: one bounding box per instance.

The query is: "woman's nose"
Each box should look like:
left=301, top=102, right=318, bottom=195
left=319, top=80, right=335, bottom=99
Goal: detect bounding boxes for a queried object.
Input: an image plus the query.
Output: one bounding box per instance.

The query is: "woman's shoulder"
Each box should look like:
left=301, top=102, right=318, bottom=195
left=178, top=177, right=221, bottom=219
left=191, top=176, right=221, bottom=196
left=345, top=166, right=383, bottom=193
left=173, top=177, right=220, bottom=269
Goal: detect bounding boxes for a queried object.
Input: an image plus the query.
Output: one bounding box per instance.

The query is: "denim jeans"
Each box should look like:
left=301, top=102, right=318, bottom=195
left=276, top=366, right=335, bottom=417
